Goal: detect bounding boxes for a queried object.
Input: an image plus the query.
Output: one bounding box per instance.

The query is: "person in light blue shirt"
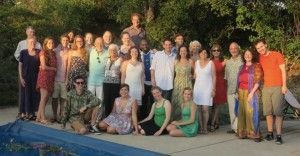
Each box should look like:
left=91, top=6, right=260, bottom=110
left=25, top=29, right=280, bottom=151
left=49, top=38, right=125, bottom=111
left=88, top=37, right=109, bottom=101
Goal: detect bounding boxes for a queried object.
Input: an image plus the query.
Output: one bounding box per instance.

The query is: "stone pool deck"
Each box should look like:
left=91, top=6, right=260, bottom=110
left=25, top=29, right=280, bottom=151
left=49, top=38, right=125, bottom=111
left=1, top=105, right=300, bottom=156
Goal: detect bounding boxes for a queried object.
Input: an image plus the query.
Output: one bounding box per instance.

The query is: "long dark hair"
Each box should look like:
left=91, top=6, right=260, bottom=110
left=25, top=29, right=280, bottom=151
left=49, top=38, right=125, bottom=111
left=242, top=47, right=259, bottom=63
left=176, top=45, right=190, bottom=60
left=128, top=46, right=141, bottom=62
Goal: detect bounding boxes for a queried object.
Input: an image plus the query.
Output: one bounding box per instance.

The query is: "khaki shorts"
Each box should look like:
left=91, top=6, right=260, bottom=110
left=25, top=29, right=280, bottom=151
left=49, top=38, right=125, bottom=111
left=70, top=107, right=97, bottom=131
left=52, top=81, right=67, bottom=99
left=262, top=86, right=286, bottom=116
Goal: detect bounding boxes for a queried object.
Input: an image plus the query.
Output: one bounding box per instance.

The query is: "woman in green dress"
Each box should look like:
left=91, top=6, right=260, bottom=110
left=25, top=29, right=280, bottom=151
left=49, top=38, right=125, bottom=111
left=171, top=45, right=193, bottom=120
left=167, top=87, right=198, bottom=137
left=138, top=86, right=171, bottom=136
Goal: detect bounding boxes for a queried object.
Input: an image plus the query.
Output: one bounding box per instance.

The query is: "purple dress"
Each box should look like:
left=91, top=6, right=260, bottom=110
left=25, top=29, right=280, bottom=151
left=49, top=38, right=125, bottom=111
left=103, top=97, right=134, bottom=134
left=20, top=49, right=40, bottom=114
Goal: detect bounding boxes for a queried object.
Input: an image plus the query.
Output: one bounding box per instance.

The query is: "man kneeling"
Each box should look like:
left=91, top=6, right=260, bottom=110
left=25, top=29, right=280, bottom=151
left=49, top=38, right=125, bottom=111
left=61, top=75, right=102, bottom=134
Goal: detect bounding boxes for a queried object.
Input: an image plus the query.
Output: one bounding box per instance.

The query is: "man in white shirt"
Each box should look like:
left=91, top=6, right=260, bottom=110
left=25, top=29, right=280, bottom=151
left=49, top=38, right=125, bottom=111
left=150, top=38, right=176, bottom=101
left=14, top=26, right=41, bottom=61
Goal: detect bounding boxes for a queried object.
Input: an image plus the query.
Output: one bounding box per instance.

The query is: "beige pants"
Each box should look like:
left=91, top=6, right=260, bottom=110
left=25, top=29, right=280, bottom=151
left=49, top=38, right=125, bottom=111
left=227, top=94, right=238, bottom=132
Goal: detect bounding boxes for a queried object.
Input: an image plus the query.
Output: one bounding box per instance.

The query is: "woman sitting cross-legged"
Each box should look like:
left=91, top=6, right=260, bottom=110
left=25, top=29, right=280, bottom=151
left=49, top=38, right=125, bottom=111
left=167, top=87, right=198, bottom=137
left=98, top=84, right=139, bottom=134
left=138, top=86, right=171, bottom=136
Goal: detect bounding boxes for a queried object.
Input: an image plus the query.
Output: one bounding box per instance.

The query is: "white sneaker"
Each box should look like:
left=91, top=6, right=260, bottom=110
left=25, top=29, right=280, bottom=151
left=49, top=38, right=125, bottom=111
left=91, top=124, right=100, bottom=133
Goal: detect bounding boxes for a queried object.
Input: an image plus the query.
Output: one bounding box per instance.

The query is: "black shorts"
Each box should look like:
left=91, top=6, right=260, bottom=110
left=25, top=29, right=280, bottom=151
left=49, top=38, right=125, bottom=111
left=139, top=119, right=168, bottom=135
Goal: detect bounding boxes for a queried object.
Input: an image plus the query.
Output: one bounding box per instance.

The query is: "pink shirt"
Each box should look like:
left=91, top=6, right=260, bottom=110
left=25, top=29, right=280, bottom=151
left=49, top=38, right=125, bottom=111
left=54, top=45, right=69, bottom=82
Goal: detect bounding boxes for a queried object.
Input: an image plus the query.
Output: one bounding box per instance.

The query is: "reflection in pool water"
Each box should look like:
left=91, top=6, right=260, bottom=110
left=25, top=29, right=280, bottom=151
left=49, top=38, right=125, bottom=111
left=0, top=120, right=162, bottom=156
left=0, top=138, right=76, bottom=156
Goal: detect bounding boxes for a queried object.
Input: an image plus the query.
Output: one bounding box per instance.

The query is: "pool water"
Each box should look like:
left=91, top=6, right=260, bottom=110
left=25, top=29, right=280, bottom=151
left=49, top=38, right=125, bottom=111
left=0, top=137, right=75, bottom=156
left=0, top=120, right=163, bottom=156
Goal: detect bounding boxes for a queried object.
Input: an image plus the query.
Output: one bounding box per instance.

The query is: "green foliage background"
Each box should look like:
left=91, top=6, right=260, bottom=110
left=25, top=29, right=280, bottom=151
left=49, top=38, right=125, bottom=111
left=0, top=0, right=299, bottom=106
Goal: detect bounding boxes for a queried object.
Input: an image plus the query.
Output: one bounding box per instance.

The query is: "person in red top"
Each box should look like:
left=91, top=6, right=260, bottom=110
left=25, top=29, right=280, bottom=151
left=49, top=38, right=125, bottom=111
left=36, top=37, right=57, bottom=124
left=210, top=44, right=227, bottom=132
left=255, top=39, right=287, bottom=145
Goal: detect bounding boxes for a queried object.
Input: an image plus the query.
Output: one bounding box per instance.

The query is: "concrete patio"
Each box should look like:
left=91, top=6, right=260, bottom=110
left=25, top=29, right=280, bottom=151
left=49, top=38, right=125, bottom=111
left=1, top=105, right=299, bottom=156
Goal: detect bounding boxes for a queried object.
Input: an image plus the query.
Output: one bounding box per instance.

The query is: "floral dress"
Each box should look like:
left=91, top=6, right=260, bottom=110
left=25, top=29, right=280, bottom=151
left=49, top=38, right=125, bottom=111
left=103, top=97, right=134, bottom=134
left=171, top=63, right=192, bottom=120
left=67, top=56, right=87, bottom=90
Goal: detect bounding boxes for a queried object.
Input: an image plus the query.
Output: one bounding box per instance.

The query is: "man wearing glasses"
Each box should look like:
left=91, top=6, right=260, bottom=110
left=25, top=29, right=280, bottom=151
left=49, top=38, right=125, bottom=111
left=61, top=75, right=103, bottom=134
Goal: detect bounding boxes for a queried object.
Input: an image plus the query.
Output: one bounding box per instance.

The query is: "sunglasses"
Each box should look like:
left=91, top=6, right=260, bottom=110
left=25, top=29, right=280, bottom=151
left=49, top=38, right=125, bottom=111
left=212, top=49, right=220, bottom=52
left=75, top=81, right=85, bottom=85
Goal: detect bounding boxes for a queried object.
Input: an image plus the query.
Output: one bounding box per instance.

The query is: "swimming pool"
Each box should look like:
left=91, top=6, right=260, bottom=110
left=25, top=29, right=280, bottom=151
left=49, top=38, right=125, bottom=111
left=0, top=120, right=163, bottom=156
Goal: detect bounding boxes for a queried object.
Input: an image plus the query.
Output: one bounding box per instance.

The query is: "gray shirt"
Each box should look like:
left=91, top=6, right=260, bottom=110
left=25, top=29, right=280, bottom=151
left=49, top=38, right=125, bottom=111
left=224, top=55, right=243, bottom=94
left=123, top=26, right=146, bottom=45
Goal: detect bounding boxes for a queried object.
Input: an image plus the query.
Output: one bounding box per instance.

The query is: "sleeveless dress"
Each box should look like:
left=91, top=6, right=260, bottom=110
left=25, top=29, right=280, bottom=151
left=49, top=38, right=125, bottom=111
left=171, top=62, right=192, bottom=120
left=125, top=62, right=143, bottom=105
left=213, top=59, right=227, bottom=105
left=67, top=56, right=87, bottom=90
left=139, top=99, right=168, bottom=135
left=36, top=50, right=56, bottom=93
left=177, top=101, right=199, bottom=137
left=193, top=60, right=213, bottom=106
left=103, top=97, right=134, bottom=134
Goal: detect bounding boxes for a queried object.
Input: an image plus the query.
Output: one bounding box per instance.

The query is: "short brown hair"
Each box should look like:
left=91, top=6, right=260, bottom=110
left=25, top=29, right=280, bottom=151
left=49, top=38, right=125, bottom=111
left=254, top=38, right=267, bottom=46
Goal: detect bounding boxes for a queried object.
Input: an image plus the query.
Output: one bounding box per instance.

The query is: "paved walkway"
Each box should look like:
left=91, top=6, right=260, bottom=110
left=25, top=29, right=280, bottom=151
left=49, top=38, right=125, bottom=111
left=1, top=106, right=299, bottom=156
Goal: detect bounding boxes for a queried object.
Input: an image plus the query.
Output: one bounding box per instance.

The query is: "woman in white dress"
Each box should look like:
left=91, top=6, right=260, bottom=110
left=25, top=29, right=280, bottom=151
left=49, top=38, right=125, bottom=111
left=193, top=49, right=216, bottom=134
left=121, top=46, right=145, bottom=106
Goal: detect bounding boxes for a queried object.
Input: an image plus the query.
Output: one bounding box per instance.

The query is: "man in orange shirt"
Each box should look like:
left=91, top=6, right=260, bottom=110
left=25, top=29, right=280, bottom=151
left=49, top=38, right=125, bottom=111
left=255, top=39, right=288, bottom=145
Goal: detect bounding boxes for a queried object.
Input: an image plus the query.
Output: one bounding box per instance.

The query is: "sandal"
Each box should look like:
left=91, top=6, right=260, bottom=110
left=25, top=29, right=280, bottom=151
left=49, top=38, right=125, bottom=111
left=39, top=119, right=50, bottom=125
left=209, top=125, right=215, bottom=132
left=28, top=115, right=37, bottom=121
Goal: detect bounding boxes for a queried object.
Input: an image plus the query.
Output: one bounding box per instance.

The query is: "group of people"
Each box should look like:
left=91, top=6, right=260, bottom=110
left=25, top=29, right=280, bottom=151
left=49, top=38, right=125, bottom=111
left=15, top=13, right=287, bottom=144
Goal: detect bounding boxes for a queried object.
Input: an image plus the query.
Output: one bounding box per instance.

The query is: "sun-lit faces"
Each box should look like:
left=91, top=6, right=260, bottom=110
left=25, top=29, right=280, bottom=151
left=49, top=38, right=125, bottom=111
left=122, top=33, right=131, bottom=46
left=46, top=39, right=54, bottom=50
left=61, top=37, right=69, bottom=48
left=152, top=89, right=162, bottom=101
left=175, top=36, right=184, bottom=46
left=75, top=37, right=84, bottom=48
left=94, top=37, right=104, bottom=49
left=199, top=50, right=208, bottom=59
left=109, top=48, right=118, bottom=58
left=131, top=15, right=140, bottom=28
left=244, top=50, right=253, bottom=63
left=26, top=28, right=35, bottom=38
left=179, top=46, right=188, bottom=59
left=120, top=86, right=129, bottom=97
left=163, top=40, right=172, bottom=53
left=68, top=32, right=74, bottom=41
left=85, top=33, right=93, bottom=45
left=130, top=48, right=139, bottom=60
left=229, top=43, right=240, bottom=57
left=103, top=31, right=112, bottom=45
left=139, top=40, right=148, bottom=52
left=183, top=89, right=193, bottom=102
left=27, top=38, right=36, bottom=50
left=255, top=42, right=268, bottom=55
